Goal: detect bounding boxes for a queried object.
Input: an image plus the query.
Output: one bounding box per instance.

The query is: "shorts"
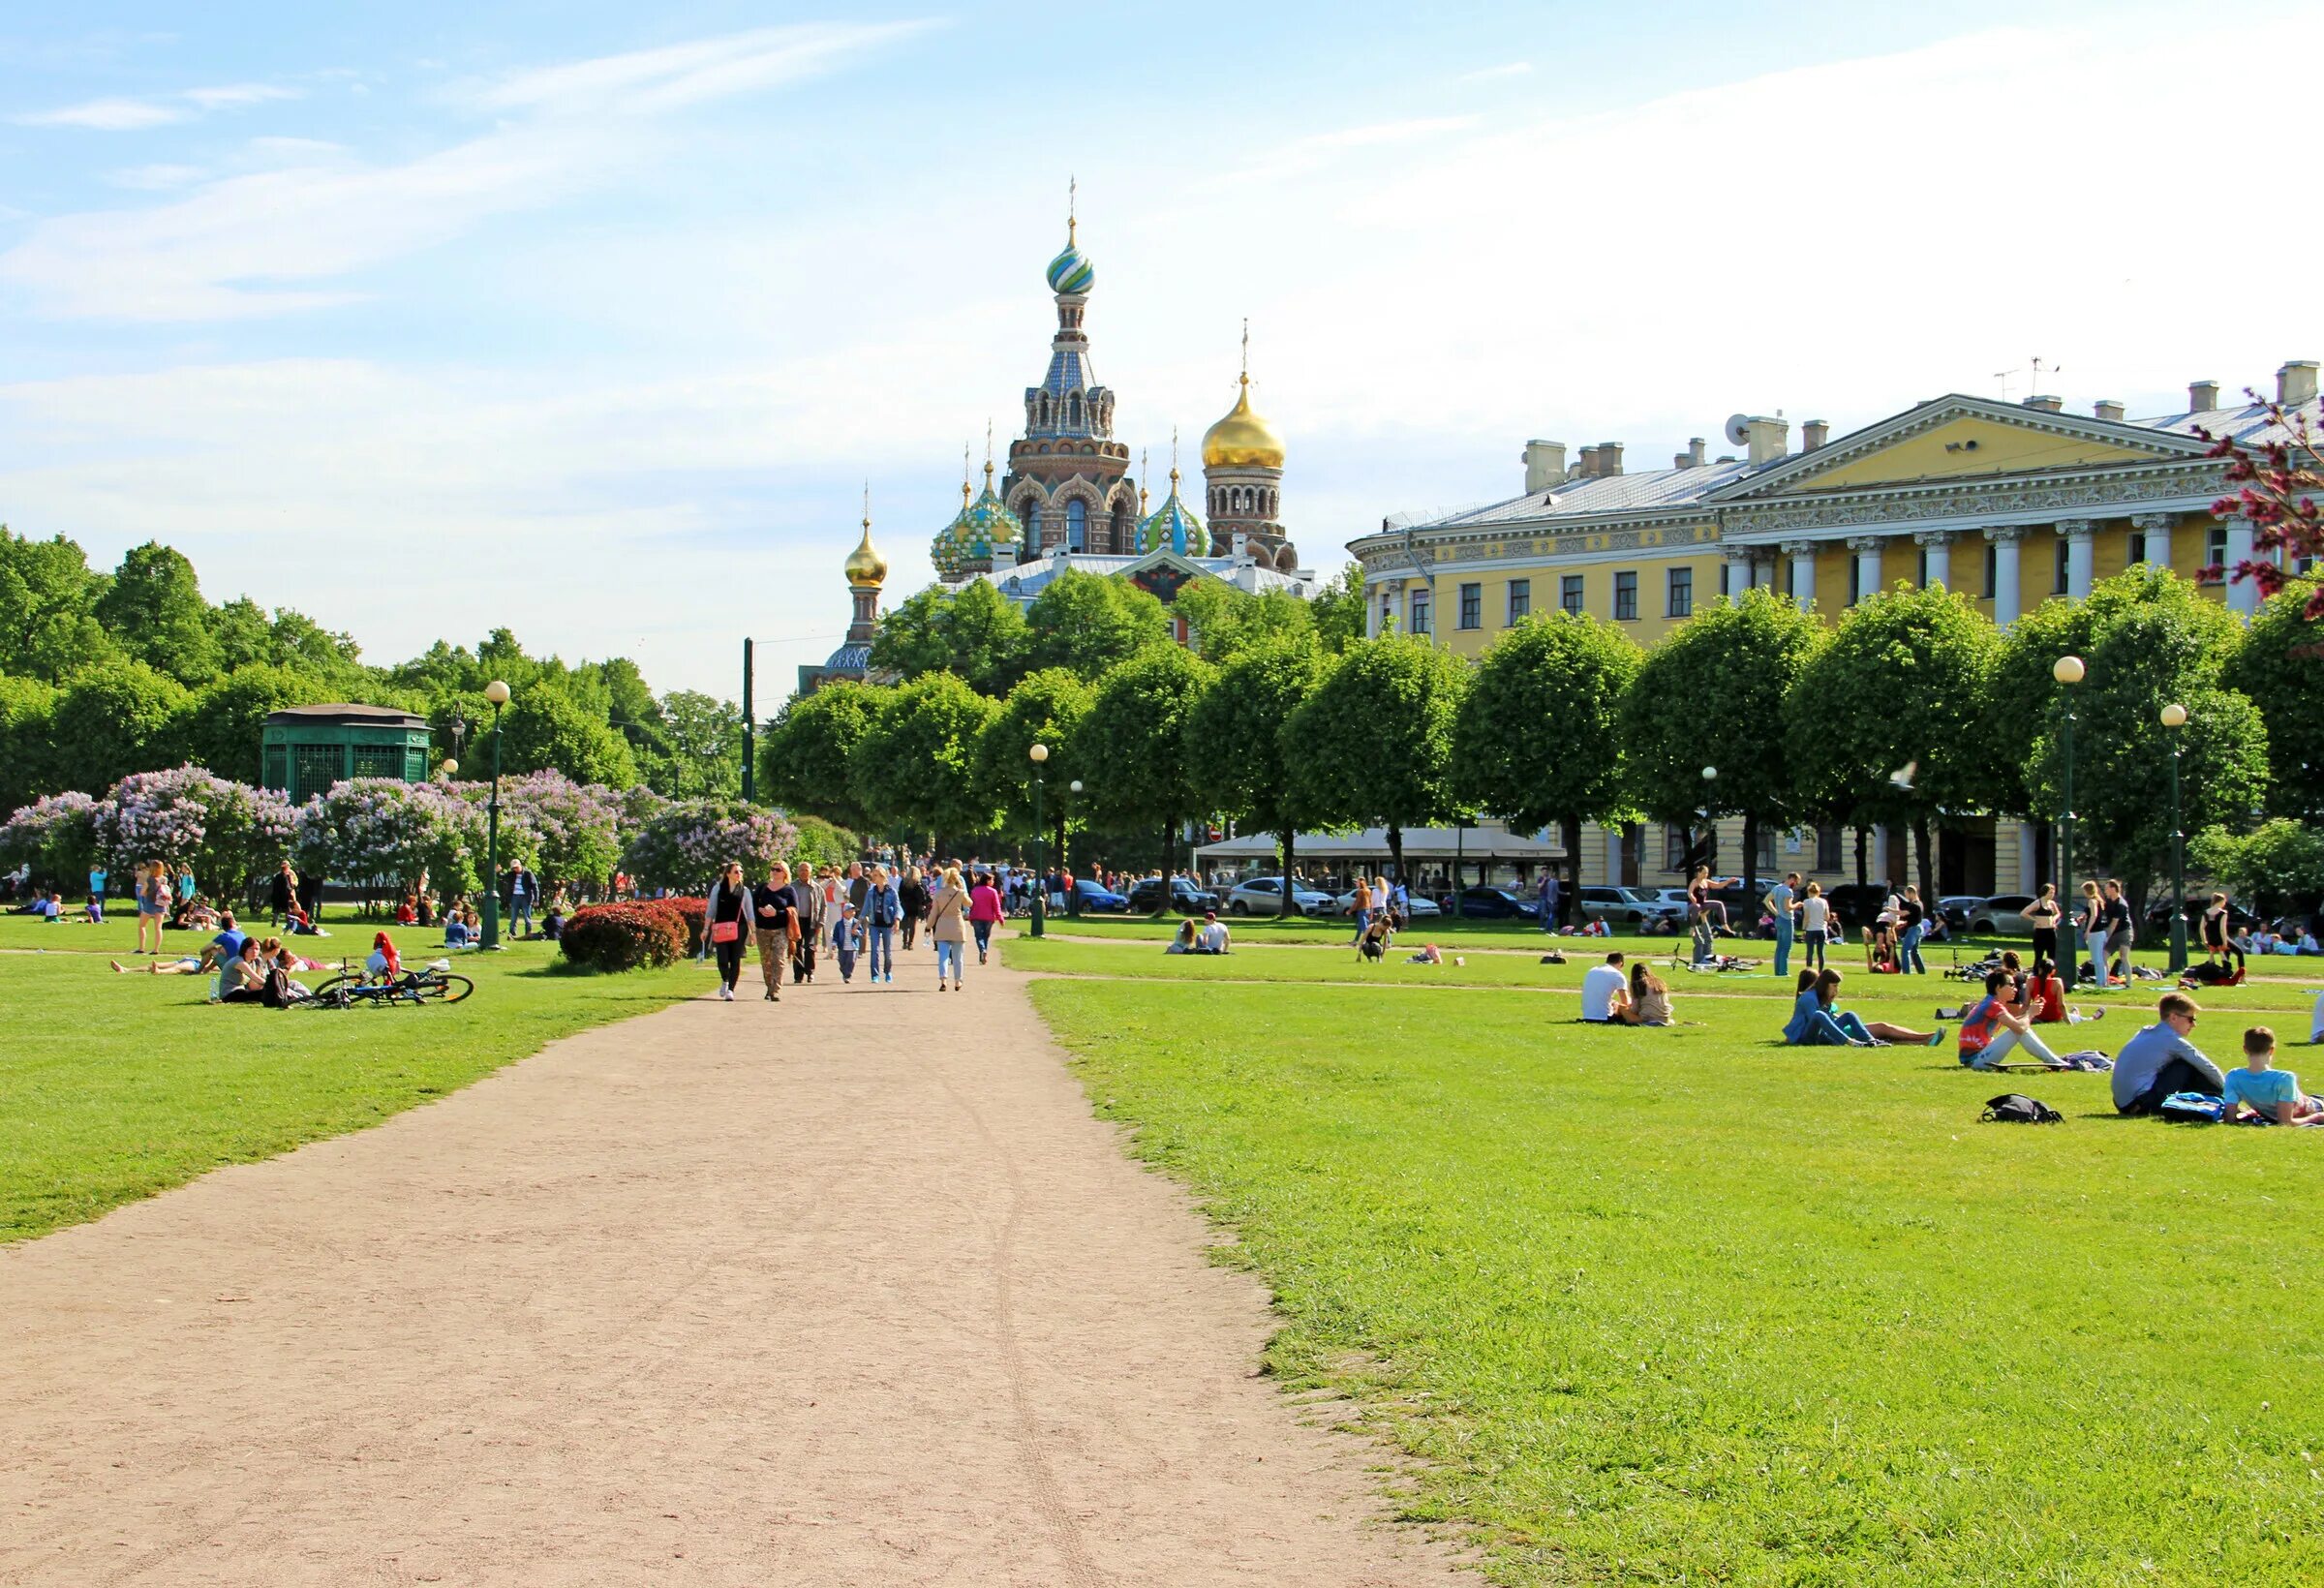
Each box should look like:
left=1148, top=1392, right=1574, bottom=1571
left=138, top=902, right=164, bottom=917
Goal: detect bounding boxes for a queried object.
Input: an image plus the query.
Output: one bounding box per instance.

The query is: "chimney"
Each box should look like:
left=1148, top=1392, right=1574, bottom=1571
left=1744, top=415, right=1789, bottom=467
left=1521, top=440, right=1567, bottom=493
left=1232, top=531, right=1251, bottom=563
left=2278, top=360, right=2319, bottom=408
left=1576, top=444, right=1600, bottom=478
left=1801, top=419, right=1830, bottom=451
left=2094, top=399, right=2125, bottom=422
left=2189, top=380, right=2220, bottom=412
left=2024, top=394, right=2063, bottom=412
left=1598, top=442, right=1624, bottom=476
left=1688, top=437, right=1707, bottom=467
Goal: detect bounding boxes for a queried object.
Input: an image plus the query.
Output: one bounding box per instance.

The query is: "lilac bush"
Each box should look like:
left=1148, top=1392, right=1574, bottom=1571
left=621, top=797, right=797, bottom=892
left=293, top=778, right=457, bottom=896
left=95, top=766, right=297, bottom=895
left=495, top=770, right=622, bottom=886
left=0, top=790, right=104, bottom=886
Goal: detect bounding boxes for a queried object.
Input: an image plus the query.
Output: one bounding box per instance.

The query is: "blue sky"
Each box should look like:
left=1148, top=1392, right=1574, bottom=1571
left=2, top=1, right=2317, bottom=697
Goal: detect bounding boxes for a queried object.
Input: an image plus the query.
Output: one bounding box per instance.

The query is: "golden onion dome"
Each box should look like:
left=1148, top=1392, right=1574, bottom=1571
left=843, top=516, right=888, bottom=587
left=1201, top=374, right=1285, bottom=471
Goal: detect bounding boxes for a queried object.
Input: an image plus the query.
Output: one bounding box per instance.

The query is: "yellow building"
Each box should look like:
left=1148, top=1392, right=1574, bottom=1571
left=1350, top=364, right=2322, bottom=900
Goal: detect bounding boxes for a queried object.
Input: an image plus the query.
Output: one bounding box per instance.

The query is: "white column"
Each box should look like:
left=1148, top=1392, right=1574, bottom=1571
left=1913, top=529, right=1953, bottom=591
left=1722, top=548, right=1755, bottom=601
left=2131, top=512, right=2175, bottom=570
left=1985, top=526, right=2025, bottom=625
left=2225, top=516, right=2258, bottom=616
left=1777, top=539, right=1816, bottom=604
left=2060, top=518, right=2095, bottom=600
left=1751, top=554, right=1774, bottom=592
left=1848, top=535, right=1883, bottom=604
left=1605, top=827, right=1625, bottom=882
left=1871, top=824, right=1889, bottom=880
left=2016, top=821, right=2038, bottom=895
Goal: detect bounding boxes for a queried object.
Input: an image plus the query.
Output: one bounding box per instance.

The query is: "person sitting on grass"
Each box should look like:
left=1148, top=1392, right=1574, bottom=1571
left=443, top=911, right=473, bottom=949
left=1167, top=919, right=1199, bottom=955
left=30, top=890, right=64, bottom=921
left=1614, top=962, right=1674, bottom=1026
left=1356, top=915, right=1391, bottom=964
left=209, top=911, right=248, bottom=964
left=365, top=931, right=402, bottom=983
left=213, top=937, right=269, bottom=1003
left=2024, top=957, right=2103, bottom=1024
left=283, top=898, right=329, bottom=936
left=2219, top=1025, right=2324, bottom=1125
left=1957, top=968, right=2066, bottom=1070
left=1864, top=922, right=1901, bottom=974
left=1581, top=952, right=1629, bottom=1023
left=1199, top=911, right=1230, bottom=955
left=1786, top=968, right=1944, bottom=1047
left=260, top=937, right=312, bottom=1003
left=2110, top=992, right=2226, bottom=1115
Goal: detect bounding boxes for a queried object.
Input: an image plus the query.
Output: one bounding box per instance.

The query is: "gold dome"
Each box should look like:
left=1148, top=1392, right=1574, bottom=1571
left=1201, top=374, right=1285, bottom=471
left=843, top=516, right=888, bottom=587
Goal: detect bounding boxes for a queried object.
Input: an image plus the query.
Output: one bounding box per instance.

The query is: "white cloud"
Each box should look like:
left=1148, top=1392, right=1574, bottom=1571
left=15, top=96, right=185, bottom=130
left=1203, top=114, right=1481, bottom=189
left=183, top=82, right=303, bottom=108
left=465, top=20, right=937, bottom=114
left=106, top=163, right=207, bottom=190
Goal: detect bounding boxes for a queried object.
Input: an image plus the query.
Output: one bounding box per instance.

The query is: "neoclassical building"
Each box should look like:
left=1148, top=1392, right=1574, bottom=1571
left=1354, top=363, right=2321, bottom=895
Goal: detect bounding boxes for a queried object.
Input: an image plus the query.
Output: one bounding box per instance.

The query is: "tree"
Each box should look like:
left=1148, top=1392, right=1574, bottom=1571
left=594, top=657, right=674, bottom=786
left=1284, top=635, right=1468, bottom=883
left=292, top=779, right=454, bottom=898
left=975, top=668, right=1095, bottom=851
left=1022, top=568, right=1173, bottom=679
left=1785, top=586, right=2001, bottom=899
left=493, top=771, right=623, bottom=887
left=178, top=664, right=339, bottom=783
left=1307, top=563, right=1367, bottom=654
left=2191, top=817, right=2324, bottom=916
left=1624, top=591, right=1823, bottom=905
left=1072, top=647, right=1216, bottom=890
left=49, top=661, right=190, bottom=796
left=759, top=682, right=878, bottom=830
left=0, top=790, right=103, bottom=889
left=621, top=798, right=799, bottom=892
left=1452, top=613, right=1641, bottom=925
left=848, top=673, right=1001, bottom=846
left=867, top=580, right=1029, bottom=696
left=95, top=541, right=221, bottom=685
left=2226, top=576, right=2324, bottom=819
left=0, top=528, right=119, bottom=683
left=657, top=689, right=743, bottom=800
left=0, top=675, right=59, bottom=813
left=497, top=684, right=639, bottom=788
left=1185, top=636, right=1323, bottom=915
left=2200, top=406, right=2324, bottom=618
left=1173, top=582, right=1315, bottom=664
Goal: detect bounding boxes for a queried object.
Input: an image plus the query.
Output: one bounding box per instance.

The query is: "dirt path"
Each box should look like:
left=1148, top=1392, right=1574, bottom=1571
left=0, top=952, right=1467, bottom=1587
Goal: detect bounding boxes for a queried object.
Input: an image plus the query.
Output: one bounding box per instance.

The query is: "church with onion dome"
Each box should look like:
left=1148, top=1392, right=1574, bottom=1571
left=802, top=192, right=1320, bottom=688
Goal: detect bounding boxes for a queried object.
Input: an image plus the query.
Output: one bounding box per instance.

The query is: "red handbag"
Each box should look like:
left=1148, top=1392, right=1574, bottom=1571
left=710, top=920, right=740, bottom=944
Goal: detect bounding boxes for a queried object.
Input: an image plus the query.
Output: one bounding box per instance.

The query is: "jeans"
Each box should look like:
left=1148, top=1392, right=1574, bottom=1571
left=1966, top=1025, right=2062, bottom=1069
left=1691, top=919, right=1715, bottom=965
left=2083, top=927, right=2108, bottom=982
left=510, top=899, right=533, bottom=935
left=1540, top=895, right=1557, bottom=933
left=1773, top=921, right=1794, bottom=979
left=972, top=919, right=994, bottom=959
left=2123, top=1055, right=2223, bottom=1115
left=1804, top=928, right=1827, bottom=970
left=867, top=924, right=893, bottom=980
left=934, top=940, right=963, bottom=981
left=1797, top=1009, right=1876, bottom=1045
left=1899, top=924, right=1927, bottom=974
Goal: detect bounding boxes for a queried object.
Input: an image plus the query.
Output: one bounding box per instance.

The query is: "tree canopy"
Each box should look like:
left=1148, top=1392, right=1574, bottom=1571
left=848, top=673, right=1001, bottom=844
left=1072, top=646, right=1216, bottom=882
left=1284, top=634, right=1468, bottom=878
left=1023, top=568, right=1174, bottom=679
left=1185, top=635, right=1324, bottom=910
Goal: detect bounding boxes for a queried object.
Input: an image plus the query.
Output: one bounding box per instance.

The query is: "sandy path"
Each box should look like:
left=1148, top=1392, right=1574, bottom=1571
left=0, top=951, right=1467, bottom=1587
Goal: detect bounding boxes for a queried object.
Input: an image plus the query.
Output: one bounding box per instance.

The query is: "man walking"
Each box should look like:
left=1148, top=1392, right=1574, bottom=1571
left=790, top=861, right=823, bottom=985
left=750, top=862, right=798, bottom=1003
left=1898, top=885, right=1929, bottom=975
left=1765, top=871, right=1799, bottom=980
left=2102, top=879, right=2135, bottom=987
left=505, top=861, right=535, bottom=937
left=1537, top=870, right=1560, bottom=933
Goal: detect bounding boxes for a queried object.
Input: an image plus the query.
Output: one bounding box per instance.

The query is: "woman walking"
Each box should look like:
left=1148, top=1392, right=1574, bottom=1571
left=968, top=869, right=1003, bottom=964
left=704, top=861, right=752, bottom=1002
left=929, top=865, right=970, bottom=991
left=1799, top=880, right=1831, bottom=971
left=900, top=866, right=929, bottom=952
left=2024, top=882, right=2062, bottom=967
left=864, top=863, right=901, bottom=984
left=136, top=862, right=169, bottom=956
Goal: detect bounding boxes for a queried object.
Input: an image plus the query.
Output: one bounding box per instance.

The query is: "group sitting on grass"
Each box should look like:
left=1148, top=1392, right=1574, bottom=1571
left=1578, top=953, right=1678, bottom=1026
left=1782, top=968, right=1944, bottom=1047
left=1165, top=912, right=1232, bottom=955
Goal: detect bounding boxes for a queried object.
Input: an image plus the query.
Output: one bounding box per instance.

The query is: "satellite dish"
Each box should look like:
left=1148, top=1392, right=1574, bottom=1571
left=1724, top=413, right=1753, bottom=447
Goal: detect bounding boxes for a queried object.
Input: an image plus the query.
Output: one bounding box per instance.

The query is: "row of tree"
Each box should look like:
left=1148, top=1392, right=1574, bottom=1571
left=0, top=529, right=745, bottom=811
left=760, top=567, right=2321, bottom=918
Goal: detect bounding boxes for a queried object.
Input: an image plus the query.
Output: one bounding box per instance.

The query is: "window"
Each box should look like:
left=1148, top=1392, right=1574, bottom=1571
left=291, top=744, right=345, bottom=805
left=1983, top=541, right=1998, bottom=597
left=1816, top=824, right=1844, bottom=872
left=1849, top=556, right=1863, bottom=606
left=1613, top=570, right=1637, bottom=622
left=1066, top=498, right=1087, bottom=552
left=1757, top=826, right=1777, bottom=870
left=1409, top=589, right=1431, bottom=634
left=1380, top=593, right=1395, bottom=632
left=1507, top=578, right=1530, bottom=623
left=2204, top=525, right=2228, bottom=582
left=1719, top=561, right=1731, bottom=599
left=1561, top=574, right=1584, bottom=615
left=352, top=744, right=402, bottom=780
left=2053, top=535, right=2070, bottom=595
left=1916, top=546, right=1930, bottom=588
left=1782, top=557, right=1797, bottom=601
left=1457, top=582, right=1482, bottom=629
left=1667, top=565, right=1693, bottom=618
left=2126, top=528, right=2147, bottom=566
left=1665, top=823, right=1690, bottom=871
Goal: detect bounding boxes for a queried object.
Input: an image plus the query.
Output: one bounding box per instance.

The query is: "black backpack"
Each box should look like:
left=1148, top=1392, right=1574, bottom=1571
left=1982, top=1093, right=2063, bottom=1124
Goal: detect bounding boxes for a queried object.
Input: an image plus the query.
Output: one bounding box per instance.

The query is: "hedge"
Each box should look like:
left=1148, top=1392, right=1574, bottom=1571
left=559, top=901, right=688, bottom=972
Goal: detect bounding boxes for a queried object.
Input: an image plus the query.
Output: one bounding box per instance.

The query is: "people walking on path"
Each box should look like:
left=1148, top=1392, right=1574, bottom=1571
left=900, top=866, right=929, bottom=952
left=789, top=861, right=824, bottom=984
left=929, top=865, right=970, bottom=992
left=750, top=861, right=799, bottom=1003
left=968, top=870, right=1003, bottom=964
left=704, top=862, right=752, bottom=1001
left=863, top=863, right=900, bottom=984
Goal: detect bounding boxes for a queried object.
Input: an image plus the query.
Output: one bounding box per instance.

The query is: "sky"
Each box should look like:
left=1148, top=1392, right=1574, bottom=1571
left=4, top=0, right=2321, bottom=700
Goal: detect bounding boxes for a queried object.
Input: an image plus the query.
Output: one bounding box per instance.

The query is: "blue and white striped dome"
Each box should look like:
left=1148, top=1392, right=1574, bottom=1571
left=1138, top=472, right=1205, bottom=557
left=1045, top=239, right=1094, bottom=295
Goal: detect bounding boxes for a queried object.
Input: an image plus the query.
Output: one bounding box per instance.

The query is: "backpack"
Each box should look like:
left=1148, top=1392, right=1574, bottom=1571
left=2157, top=1091, right=2225, bottom=1124
left=1981, top=1093, right=2063, bottom=1124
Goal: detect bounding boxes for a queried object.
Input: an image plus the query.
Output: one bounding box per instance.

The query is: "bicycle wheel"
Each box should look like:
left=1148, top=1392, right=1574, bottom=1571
left=415, top=973, right=474, bottom=1005
left=308, top=975, right=360, bottom=1009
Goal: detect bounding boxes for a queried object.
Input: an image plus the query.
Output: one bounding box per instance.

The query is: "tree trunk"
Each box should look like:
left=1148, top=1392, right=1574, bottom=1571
left=1854, top=824, right=1869, bottom=887
left=1742, top=810, right=1760, bottom=927
left=1562, top=815, right=1582, bottom=927
left=1387, top=822, right=1404, bottom=887
left=1278, top=826, right=1297, bottom=918
left=1912, top=811, right=1936, bottom=901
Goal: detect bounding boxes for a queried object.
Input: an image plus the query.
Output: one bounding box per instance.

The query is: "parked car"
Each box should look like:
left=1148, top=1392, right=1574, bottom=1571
left=1330, top=887, right=1442, bottom=919
left=1070, top=877, right=1129, bottom=912
left=1820, top=882, right=1895, bottom=932
left=1225, top=876, right=1338, bottom=916
left=1966, top=894, right=2040, bottom=935
left=1936, top=895, right=1984, bottom=932
left=1444, top=885, right=1538, bottom=919
left=1124, top=875, right=1220, bottom=915
left=1576, top=885, right=1686, bottom=928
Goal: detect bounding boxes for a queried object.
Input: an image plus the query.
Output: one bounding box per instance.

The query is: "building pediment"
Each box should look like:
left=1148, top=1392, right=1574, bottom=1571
left=1710, top=395, right=2208, bottom=501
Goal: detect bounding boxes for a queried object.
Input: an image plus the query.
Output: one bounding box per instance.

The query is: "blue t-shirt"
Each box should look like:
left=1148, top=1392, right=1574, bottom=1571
left=2223, top=1067, right=2301, bottom=1115
left=212, top=928, right=248, bottom=960
left=1783, top=989, right=1822, bottom=1045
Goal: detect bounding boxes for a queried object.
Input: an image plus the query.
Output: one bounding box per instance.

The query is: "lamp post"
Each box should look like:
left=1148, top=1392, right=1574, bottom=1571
left=436, top=758, right=458, bottom=784
left=2054, top=657, right=2085, bottom=901
left=481, top=679, right=510, bottom=950
left=1028, top=743, right=1049, bottom=940
left=2162, top=701, right=2189, bottom=972
left=1067, top=779, right=1083, bottom=919
left=1700, top=766, right=1719, bottom=869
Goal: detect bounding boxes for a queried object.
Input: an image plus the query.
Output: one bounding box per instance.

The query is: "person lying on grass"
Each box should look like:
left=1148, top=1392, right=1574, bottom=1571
left=1958, top=969, right=2066, bottom=1070
left=112, top=953, right=207, bottom=975
left=1785, top=968, right=1944, bottom=1048
left=2219, top=1025, right=2324, bottom=1126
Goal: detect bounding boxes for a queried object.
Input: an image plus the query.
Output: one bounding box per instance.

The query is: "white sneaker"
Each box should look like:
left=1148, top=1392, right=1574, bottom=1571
left=719, top=986, right=732, bottom=1001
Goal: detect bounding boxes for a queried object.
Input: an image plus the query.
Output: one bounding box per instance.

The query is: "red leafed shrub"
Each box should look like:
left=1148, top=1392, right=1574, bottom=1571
left=560, top=901, right=688, bottom=972
left=663, top=895, right=707, bottom=955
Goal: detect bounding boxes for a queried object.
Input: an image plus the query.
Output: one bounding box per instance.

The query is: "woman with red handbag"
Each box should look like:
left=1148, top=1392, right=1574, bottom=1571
left=705, top=861, right=751, bottom=1002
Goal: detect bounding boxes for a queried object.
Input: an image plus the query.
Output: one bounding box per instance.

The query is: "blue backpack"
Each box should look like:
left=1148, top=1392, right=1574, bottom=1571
left=2158, top=1091, right=2225, bottom=1124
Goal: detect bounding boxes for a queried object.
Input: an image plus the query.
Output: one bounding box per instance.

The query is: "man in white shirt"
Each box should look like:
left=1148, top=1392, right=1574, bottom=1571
left=1580, top=952, right=1628, bottom=1023
left=1199, top=911, right=1230, bottom=954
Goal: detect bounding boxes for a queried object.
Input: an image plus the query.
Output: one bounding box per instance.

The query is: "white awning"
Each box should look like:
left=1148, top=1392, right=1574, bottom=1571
left=1192, top=825, right=1566, bottom=863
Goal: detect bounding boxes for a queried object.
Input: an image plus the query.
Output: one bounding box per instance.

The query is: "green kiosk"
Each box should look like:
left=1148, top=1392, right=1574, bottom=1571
left=260, top=705, right=434, bottom=804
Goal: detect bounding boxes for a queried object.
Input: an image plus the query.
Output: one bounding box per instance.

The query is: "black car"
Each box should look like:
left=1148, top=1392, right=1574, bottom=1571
left=1445, top=885, right=1539, bottom=919
left=1125, top=875, right=1220, bottom=915
left=1819, top=882, right=1894, bottom=932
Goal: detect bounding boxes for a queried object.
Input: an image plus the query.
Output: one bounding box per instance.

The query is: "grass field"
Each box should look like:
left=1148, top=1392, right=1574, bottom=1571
left=1013, top=933, right=2324, bottom=1585
left=0, top=909, right=700, bottom=1242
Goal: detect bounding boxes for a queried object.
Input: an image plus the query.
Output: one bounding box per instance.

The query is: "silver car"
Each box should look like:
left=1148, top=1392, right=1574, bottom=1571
left=1577, top=885, right=1687, bottom=928
left=1966, top=894, right=2042, bottom=934
left=1225, top=877, right=1338, bottom=916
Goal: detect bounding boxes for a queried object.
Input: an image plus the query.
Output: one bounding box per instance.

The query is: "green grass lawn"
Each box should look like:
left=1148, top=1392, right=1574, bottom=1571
left=0, top=910, right=701, bottom=1242
left=1017, top=940, right=2324, bottom=1585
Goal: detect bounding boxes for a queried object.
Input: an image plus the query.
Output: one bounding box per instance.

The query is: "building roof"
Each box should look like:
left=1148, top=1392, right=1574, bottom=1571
left=263, top=704, right=428, bottom=728
left=2136, top=393, right=2323, bottom=449
left=1402, top=456, right=1758, bottom=531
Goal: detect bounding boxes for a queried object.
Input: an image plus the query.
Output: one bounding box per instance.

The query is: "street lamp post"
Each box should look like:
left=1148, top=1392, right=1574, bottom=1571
left=1028, top=743, right=1049, bottom=940
left=2162, top=701, right=2189, bottom=972
left=481, top=679, right=510, bottom=950
left=2054, top=657, right=2085, bottom=902
left=1067, top=779, right=1084, bottom=919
